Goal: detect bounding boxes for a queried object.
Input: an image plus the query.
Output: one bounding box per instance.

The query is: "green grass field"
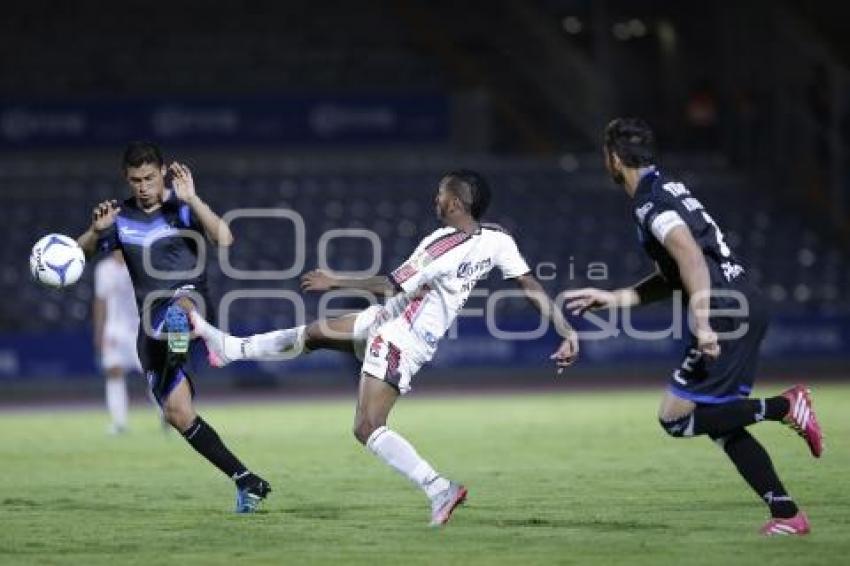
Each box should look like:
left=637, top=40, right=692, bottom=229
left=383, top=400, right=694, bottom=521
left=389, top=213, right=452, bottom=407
left=1, top=384, right=847, bottom=565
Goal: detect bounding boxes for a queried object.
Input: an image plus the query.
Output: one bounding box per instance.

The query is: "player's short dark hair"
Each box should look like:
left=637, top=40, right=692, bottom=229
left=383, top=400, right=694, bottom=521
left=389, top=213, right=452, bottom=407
left=604, top=117, right=657, bottom=167
left=442, top=169, right=491, bottom=220
left=122, top=141, right=163, bottom=171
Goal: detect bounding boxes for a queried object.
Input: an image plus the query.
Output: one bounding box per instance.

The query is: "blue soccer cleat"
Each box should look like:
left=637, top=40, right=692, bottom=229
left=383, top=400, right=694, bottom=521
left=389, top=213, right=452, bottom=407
left=235, top=475, right=272, bottom=514
left=164, top=305, right=190, bottom=355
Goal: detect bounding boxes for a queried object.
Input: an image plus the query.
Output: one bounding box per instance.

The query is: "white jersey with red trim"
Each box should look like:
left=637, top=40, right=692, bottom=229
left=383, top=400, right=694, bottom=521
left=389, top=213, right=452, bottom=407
left=95, top=255, right=142, bottom=371
left=382, top=224, right=530, bottom=361
left=95, top=256, right=140, bottom=338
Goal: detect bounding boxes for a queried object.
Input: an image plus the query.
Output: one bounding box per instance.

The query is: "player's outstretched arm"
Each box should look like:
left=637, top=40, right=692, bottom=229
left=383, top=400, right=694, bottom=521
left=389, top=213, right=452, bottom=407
left=301, top=269, right=398, bottom=298
left=170, top=162, right=234, bottom=246
left=513, top=274, right=579, bottom=371
left=77, top=199, right=121, bottom=258
left=563, top=268, right=672, bottom=316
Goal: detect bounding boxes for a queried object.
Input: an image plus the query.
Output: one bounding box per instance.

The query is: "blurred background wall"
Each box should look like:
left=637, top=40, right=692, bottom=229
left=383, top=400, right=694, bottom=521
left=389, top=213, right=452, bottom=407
left=1, top=0, right=848, bottom=399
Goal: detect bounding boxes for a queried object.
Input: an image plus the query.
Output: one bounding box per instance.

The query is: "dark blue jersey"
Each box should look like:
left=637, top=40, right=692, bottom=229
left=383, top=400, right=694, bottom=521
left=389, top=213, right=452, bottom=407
left=97, top=194, right=209, bottom=314
left=632, top=170, right=747, bottom=298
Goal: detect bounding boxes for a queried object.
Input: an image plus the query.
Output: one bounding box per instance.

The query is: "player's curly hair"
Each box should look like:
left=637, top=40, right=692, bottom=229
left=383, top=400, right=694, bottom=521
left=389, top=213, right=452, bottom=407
left=604, top=117, right=657, bottom=167
left=122, top=141, right=163, bottom=171
left=443, top=169, right=492, bottom=220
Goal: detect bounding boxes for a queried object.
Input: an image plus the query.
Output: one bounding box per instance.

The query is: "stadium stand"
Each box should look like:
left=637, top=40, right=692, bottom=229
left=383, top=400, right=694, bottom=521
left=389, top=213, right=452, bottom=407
left=3, top=152, right=847, bottom=335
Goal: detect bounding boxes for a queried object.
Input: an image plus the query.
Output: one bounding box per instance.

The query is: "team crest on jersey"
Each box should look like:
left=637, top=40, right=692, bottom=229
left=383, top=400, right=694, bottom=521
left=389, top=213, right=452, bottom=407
left=414, top=253, right=433, bottom=269
left=635, top=202, right=654, bottom=224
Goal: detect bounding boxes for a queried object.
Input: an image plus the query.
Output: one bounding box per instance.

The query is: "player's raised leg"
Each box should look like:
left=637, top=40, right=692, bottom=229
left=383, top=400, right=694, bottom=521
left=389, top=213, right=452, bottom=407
left=657, top=386, right=823, bottom=456
left=354, top=368, right=466, bottom=526
left=190, top=310, right=360, bottom=367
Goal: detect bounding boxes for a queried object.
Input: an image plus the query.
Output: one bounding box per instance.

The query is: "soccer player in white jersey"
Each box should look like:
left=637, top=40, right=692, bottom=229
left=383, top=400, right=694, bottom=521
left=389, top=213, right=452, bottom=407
left=93, top=250, right=142, bottom=434
left=190, top=170, right=579, bottom=526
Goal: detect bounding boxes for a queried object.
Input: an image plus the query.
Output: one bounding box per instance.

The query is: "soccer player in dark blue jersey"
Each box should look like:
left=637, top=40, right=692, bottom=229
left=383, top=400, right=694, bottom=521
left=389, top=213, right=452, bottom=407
left=77, top=142, right=271, bottom=512
left=564, top=118, right=823, bottom=536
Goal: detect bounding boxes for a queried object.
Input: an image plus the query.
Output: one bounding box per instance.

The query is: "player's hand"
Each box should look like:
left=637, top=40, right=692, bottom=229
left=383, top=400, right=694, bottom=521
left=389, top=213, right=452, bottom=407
left=550, top=331, right=579, bottom=374
left=696, top=327, right=720, bottom=361
left=91, top=200, right=121, bottom=233
left=301, top=269, right=336, bottom=292
left=563, top=288, right=618, bottom=315
left=170, top=162, right=197, bottom=203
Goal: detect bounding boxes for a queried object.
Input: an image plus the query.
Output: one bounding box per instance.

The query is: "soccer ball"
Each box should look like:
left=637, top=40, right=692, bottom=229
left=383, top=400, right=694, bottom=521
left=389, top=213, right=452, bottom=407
left=30, top=234, right=86, bottom=289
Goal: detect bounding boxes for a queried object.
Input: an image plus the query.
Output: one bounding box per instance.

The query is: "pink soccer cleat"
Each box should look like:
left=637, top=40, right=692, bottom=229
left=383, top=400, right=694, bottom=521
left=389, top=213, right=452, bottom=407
left=760, top=512, right=811, bottom=536
left=189, top=310, right=230, bottom=368
left=780, top=385, right=824, bottom=458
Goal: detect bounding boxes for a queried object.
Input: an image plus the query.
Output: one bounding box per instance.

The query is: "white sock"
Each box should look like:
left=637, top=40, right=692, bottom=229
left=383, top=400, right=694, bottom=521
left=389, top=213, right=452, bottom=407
left=240, top=325, right=306, bottom=360
left=191, top=309, right=306, bottom=362
left=366, top=426, right=450, bottom=499
left=106, top=378, right=128, bottom=429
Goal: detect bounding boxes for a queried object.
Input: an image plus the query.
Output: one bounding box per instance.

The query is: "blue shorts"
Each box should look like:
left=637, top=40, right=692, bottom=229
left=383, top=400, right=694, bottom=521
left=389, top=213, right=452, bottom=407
left=668, top=287, right=770, bottom=405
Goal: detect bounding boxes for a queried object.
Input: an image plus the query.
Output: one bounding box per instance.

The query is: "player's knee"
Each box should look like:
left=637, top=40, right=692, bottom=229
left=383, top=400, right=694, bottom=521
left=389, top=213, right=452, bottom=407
left=658, top=413, right=695, bottom=438
left=163, top=403, right=195, bottom=432
left=352, top=415, right=384, bottom=445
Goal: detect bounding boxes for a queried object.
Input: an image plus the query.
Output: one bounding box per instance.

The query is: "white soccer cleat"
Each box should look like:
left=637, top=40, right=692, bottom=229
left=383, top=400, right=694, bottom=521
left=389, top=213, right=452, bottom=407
left=429, top=482, right=468, bottom=527
left=189, top=310, right=235, bottom=368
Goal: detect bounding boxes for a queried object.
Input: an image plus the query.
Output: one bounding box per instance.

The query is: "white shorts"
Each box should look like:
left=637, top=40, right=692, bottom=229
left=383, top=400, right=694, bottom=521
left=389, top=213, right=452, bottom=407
left=353, top=306, right=424, bottom=395
left=101, top=334, right=142, bottom=372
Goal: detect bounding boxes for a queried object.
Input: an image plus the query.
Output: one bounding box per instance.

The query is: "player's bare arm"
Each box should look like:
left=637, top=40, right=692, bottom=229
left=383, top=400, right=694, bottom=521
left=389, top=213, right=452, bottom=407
left=77, top=200, right=121, bottom=258
left=169, top=162, right=234, bottom=247
left=301, top=269, right=398, bottom=298
left=661, top=225, right=719, bottom=360
left=563, top=266, right=673, bottom=316
left=513, top=274, right=579, bottom=370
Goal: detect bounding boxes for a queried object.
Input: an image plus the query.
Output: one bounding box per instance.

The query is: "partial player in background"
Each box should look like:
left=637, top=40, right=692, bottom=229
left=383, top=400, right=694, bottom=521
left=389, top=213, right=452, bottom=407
left=565, top=118, right=823, bottom=536
left=93, top=250, right=141, bottom=434
left=77, top=142, right=271, bottom=513
left=191, top=170, right=579, bottom=526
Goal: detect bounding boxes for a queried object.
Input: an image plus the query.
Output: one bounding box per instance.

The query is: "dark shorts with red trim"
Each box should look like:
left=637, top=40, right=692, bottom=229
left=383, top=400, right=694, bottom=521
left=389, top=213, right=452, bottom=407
left=667, top=286, right=770, bottom=404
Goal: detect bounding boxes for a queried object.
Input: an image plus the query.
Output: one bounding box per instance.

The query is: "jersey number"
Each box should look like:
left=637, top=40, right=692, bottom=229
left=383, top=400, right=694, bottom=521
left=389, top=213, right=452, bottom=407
left=700, top=211, right=731, bottom=257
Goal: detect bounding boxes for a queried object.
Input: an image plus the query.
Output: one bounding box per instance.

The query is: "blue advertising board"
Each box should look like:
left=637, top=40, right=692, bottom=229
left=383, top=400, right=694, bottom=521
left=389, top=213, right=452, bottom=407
left=0, top=94, right=449, bottom=148
left=1, top=314, right=848, bottom=380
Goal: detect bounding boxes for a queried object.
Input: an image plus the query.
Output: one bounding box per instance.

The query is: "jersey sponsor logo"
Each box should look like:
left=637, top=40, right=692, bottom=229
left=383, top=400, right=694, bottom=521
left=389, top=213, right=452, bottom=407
left=635, top=202, right=654, bottom=224
left=456, top=257, right=492, bottom=279
left=119, top=226, right=143, bottom=236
